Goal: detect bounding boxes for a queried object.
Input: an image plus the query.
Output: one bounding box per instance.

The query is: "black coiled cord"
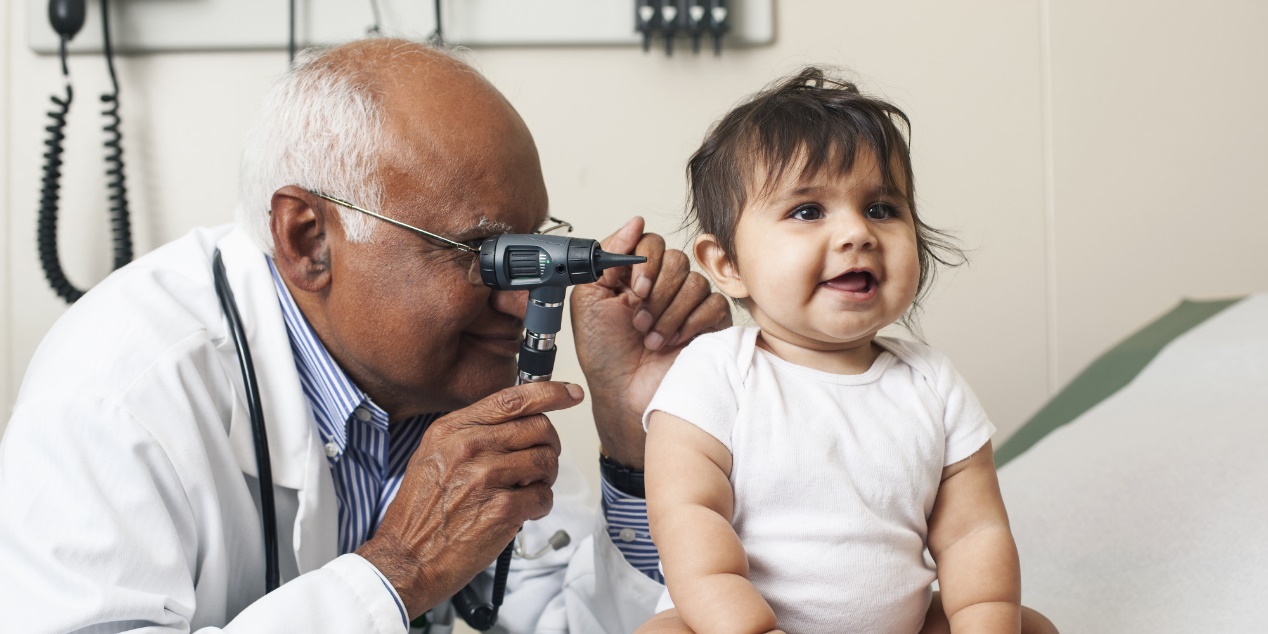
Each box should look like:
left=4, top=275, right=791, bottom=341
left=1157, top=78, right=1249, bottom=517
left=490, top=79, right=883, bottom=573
left=100, top=0, right=133, bottom=270
left=37, top=0, right=133, bottom=304
left=491, top=540, right=513, bottom=609
left=38, top=39, right=84, bottom=303
left=449, top=540, right=513, bottom=631
left=100, top=91, right=132, bottom=270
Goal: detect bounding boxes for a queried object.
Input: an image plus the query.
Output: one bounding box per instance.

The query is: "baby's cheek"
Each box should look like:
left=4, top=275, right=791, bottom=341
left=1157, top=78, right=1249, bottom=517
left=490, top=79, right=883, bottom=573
left=896, top=251, right=922, bottom=304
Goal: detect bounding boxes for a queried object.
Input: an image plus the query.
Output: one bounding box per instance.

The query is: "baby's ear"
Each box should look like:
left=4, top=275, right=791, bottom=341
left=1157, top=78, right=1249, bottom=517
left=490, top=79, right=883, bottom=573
left=693, top=234, right=749, bottom=300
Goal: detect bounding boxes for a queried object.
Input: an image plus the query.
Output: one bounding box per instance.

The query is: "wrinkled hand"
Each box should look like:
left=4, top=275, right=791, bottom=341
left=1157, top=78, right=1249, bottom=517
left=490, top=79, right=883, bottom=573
left=570, top=217, right=731, bottom=469
left=357, top=381, right=583, bottom=618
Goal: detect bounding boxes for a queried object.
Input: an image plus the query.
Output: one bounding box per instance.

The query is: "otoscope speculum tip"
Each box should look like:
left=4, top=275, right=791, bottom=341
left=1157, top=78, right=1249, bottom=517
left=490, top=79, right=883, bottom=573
left=592, top=249, right=647, bottom=274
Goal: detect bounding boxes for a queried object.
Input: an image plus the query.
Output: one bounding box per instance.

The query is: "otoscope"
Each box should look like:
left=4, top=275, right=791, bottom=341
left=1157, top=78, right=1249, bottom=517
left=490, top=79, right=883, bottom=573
left=448, top=233, right=645, bottom=631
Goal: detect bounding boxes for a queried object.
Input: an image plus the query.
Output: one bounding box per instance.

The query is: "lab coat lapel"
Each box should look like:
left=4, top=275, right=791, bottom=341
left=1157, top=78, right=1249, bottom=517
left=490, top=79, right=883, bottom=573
left=215, top=228, right=339, bottom=574
left=292, top=431, right=340, bottom=574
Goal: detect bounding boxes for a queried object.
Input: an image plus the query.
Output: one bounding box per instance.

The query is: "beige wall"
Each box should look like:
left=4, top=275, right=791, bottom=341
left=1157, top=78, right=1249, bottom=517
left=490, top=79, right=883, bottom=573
left=2, top=1, right=11, bottom=417
left=1049, top=0, right=1268, bottom=387
left=2, top=0, right=1266, bottom=496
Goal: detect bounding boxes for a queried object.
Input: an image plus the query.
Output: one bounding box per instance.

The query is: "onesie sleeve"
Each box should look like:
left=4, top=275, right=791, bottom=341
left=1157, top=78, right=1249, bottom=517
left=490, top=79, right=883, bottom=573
left=642, top=328, right=746, bottom=454
left=933, top=352, right=997, bottom=466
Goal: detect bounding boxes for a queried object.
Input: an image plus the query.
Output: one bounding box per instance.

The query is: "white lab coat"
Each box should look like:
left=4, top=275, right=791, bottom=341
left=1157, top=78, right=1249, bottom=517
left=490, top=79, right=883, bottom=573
left=0, top=226, right=663, bottom=633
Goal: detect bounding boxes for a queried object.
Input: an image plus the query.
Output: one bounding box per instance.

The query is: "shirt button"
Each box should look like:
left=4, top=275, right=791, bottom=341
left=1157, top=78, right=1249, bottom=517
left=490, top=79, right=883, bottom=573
left=324, top=442, right=340, bottom=458
left=354, top=407, right=372, bottom=422
left=619, top=528, right=637, bottom=543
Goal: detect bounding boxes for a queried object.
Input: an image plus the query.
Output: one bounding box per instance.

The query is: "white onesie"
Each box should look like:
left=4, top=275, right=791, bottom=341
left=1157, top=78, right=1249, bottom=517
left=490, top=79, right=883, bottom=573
left=643, top=326, right=995, bottom=633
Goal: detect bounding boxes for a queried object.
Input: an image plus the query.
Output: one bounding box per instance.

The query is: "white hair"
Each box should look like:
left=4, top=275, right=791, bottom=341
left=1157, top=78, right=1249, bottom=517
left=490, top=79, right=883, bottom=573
left=236, top=44, right=398, bottom=253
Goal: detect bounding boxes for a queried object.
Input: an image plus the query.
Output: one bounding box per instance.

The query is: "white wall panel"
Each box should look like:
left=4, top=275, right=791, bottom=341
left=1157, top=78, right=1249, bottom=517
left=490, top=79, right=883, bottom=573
left=2, top=0, right=13, bottom=420
left=1049, top=0, right=1268, bottom=387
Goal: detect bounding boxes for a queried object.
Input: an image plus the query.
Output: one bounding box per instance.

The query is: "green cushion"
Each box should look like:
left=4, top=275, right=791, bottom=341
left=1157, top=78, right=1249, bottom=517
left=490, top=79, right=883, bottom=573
left=995, top=297, right=1244, bottom=467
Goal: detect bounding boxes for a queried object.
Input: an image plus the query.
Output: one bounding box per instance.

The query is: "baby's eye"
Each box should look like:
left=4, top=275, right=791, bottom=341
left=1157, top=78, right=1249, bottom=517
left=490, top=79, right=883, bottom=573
left=788, top=204, right=824, bottom=221
left=864, top=203, right=900, bottom=221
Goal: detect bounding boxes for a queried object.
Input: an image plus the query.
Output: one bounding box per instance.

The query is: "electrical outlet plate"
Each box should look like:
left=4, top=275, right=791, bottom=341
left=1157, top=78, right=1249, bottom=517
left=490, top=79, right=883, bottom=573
left=28, top=0, right=772, bottom=54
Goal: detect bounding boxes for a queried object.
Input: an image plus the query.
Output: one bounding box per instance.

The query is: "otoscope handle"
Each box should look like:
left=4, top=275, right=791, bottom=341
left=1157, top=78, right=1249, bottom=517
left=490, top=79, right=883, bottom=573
left=517, top=344, right=557, bottom=383
left=454, top=232, right=644, bottom=631
left=524, top=286, right=566, bottom=334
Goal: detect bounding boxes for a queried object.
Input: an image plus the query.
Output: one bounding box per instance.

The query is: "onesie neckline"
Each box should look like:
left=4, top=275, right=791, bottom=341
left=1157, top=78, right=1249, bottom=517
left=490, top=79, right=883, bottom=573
left=750, top=329, right=898, bottom=386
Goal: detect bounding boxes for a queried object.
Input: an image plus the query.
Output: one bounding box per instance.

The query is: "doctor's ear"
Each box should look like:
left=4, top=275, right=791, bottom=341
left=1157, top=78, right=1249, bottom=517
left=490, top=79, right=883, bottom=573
left=693, top=234, right=748, bottom=300
left=270, top=186, right=334, bottom=293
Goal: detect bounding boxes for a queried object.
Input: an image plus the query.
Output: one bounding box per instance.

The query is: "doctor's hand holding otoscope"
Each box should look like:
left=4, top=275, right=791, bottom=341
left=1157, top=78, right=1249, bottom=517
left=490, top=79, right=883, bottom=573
left=360, top=219, right=697, bottom=628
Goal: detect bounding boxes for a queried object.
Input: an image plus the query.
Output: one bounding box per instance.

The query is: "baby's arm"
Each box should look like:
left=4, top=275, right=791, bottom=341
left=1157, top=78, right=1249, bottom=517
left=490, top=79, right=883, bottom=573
left=643, top=411, right=781, bottom=634
left=927, top=440, right=1022, bottom=633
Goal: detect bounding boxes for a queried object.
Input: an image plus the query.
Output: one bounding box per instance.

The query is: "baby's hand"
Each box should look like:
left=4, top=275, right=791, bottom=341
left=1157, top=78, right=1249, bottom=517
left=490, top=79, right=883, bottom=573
left=634, top=608, right=785, bottom=634
left=635, top=609, right=694, bottom=634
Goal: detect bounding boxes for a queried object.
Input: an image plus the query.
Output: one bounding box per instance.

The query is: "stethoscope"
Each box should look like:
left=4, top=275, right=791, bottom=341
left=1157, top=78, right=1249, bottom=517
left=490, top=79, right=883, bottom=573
left=212, top=248, right=583, bottom=628
left=213, top=250, right=281, bottom=592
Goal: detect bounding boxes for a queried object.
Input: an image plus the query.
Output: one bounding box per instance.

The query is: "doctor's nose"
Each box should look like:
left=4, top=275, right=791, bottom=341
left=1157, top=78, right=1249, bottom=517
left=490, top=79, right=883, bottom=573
left=491, top=288, right=530, bottom=319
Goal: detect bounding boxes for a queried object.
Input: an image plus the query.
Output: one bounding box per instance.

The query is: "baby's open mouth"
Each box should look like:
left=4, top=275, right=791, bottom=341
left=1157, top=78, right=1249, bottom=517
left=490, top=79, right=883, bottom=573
left=822, top=271, right=877, bottom=294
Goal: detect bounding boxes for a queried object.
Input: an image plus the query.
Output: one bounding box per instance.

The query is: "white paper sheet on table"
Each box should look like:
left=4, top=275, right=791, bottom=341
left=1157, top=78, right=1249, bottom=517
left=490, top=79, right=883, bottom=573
left=998, top=294, right=1268, bottom=633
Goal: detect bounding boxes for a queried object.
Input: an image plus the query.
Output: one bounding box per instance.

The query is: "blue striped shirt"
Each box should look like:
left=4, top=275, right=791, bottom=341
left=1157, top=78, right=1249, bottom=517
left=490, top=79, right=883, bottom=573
left=268, top=258, right=438, bottom=558
left=602, top=481, right=663, bottom=583
left=267, top=255, right=661, bottom=599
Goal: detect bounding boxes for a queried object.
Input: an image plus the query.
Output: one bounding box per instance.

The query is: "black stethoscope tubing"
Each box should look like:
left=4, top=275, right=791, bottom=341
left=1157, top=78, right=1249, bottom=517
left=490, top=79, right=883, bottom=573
left=213, top=249, right=281, bottom=593
left=213, top=249, right=511, bottom=629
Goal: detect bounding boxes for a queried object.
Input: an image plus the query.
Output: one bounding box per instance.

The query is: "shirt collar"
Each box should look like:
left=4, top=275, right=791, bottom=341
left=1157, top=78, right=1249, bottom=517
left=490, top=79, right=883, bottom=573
left=267, top=257, right=389, bottom=460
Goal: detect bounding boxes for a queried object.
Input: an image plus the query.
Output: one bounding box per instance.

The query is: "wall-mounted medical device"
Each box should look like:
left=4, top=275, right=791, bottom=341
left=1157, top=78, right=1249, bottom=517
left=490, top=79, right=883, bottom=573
left=636, top=0, right=731, bottom=56
left=39, top=0, right=134, bottom=303
left=27, top=0, right=772, bottom=55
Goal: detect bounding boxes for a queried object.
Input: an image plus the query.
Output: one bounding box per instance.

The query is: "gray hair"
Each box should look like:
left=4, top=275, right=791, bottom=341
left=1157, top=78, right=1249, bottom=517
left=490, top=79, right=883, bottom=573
left=236, top=43, right=402, bottom=253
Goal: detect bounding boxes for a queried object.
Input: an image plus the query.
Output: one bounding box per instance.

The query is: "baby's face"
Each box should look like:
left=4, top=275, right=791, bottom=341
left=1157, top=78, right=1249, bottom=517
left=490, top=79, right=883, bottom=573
left=727, top=149, right=920, bottom=359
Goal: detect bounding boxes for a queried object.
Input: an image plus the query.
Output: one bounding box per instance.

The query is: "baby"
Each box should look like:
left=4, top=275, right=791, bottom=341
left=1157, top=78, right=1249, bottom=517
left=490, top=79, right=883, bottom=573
left=639, top=68, right=1026, bottom=634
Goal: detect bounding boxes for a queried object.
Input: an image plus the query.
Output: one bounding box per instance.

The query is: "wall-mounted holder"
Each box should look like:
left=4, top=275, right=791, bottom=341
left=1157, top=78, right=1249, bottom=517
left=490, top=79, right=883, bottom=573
left=27, top=0, right=772, bottom=55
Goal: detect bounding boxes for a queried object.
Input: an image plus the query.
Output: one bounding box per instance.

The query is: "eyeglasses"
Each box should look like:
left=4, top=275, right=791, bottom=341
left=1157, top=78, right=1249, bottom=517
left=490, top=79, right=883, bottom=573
left=310, top=190, right=573, bottom=285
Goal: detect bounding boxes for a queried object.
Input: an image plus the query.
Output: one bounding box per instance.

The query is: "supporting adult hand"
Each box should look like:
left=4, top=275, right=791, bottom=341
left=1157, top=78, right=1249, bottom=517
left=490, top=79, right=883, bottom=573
left=356, top=381, right=583, bottom=619
left=570, top=217, right=731, bottom=470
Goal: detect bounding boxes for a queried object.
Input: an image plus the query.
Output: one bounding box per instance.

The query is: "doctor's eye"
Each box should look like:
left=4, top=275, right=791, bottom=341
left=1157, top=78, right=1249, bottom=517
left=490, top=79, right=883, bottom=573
left=788, top=204, right=824, bottom=221
left=864, top=203, right=900, bottom=221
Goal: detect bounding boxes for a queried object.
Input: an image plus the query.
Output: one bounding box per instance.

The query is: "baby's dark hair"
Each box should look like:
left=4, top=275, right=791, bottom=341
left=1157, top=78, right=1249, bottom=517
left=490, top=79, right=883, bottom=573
left=686, top=66, right=964, bottom=323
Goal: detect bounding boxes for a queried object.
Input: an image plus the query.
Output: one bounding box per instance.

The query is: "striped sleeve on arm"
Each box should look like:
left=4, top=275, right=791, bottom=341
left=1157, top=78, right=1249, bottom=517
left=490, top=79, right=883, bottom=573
left=601, top=478, right=663, bottom=583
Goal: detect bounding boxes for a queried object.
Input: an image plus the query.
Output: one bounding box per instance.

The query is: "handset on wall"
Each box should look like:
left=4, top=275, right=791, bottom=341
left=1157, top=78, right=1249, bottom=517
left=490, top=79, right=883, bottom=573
left=40, top=0, right=134, bottom=304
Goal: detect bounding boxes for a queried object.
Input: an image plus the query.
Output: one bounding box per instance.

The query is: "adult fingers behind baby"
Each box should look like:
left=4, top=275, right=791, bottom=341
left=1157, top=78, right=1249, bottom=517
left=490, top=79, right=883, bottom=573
left=631, top=248, right=688, bottom=337
left=625, top=231, right=667, bottom=303
left=661, top=291, right=732, bottom=349
left=643, top=271, right=729, bottom=351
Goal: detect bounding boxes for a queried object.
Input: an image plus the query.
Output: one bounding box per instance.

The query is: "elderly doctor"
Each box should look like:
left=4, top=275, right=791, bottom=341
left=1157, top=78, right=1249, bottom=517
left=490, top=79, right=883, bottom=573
left=0, top=39, right=730, bottom=632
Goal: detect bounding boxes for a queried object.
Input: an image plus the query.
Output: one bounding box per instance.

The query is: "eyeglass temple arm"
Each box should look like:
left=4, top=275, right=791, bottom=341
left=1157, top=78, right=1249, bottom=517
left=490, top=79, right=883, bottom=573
left=309, top=191, right=478, bottom=253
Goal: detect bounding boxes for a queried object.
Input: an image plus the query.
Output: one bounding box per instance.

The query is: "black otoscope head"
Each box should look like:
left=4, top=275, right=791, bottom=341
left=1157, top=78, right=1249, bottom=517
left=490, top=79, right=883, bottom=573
left=478, top=233, right=645, bottom=294
left=477, top=233, right=645, bottom=381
